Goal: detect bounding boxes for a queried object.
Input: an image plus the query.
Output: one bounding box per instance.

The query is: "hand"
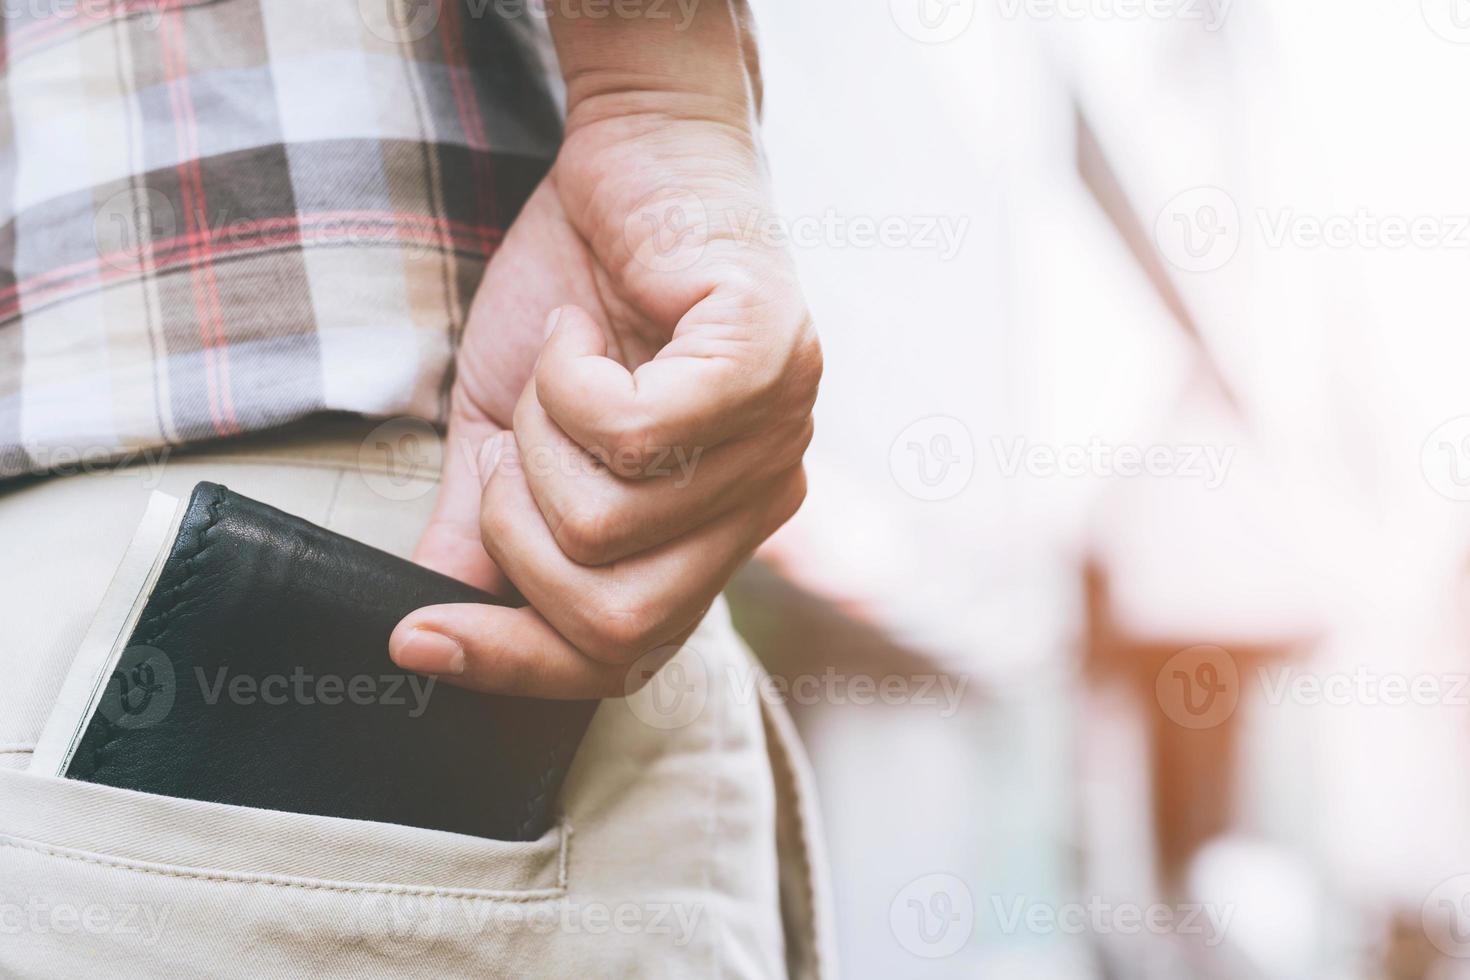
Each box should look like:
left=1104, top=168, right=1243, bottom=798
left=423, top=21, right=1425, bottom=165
left=390, top=5, right=820, bottom=699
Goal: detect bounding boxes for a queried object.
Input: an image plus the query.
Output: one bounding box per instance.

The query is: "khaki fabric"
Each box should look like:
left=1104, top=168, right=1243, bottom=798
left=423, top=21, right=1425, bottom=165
left=0, top=419, right=835, bottom=979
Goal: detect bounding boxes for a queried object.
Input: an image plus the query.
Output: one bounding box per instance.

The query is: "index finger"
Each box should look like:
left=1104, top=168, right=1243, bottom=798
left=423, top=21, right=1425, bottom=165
left=534, top=300, right=814, bottom=472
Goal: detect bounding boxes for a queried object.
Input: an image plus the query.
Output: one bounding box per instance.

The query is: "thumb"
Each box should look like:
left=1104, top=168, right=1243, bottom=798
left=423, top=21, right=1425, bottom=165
left=411, top=411, right=509, bottom=594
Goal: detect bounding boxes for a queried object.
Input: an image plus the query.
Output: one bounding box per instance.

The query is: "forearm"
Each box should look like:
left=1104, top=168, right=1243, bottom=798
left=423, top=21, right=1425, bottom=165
left=546, top=0, right=762, bottom=129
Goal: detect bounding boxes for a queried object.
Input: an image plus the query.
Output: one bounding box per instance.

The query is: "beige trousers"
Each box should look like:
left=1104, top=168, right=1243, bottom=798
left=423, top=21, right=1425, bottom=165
left=0, top=419, right=835, bottom=979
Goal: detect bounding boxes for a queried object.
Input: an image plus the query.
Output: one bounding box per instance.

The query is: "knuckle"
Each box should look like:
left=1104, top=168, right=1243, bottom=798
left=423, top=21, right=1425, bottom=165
left=789, top=323, right=823, bottom=404
left=763, top=417, right=815, bottom=476
left=599, top=415, right=660, bottom=470
left=553, top=500, right=625, bottom=566
left=753, top=316, right=822, bottom=421
left=790, top=465, right=809, bottom=509
left=774, top=466, right=808, bottom=525
left=581, top=594, right=658, bottom=664
left=710, top=260, right=762, bottom=298
left=792, top=415, right=816, bottom=461
left=478, top=477, right=515, bottom=556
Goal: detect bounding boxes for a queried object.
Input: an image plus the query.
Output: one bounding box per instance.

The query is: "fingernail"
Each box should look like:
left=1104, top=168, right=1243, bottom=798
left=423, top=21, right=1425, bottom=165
left=544, top=307, right=563, bottom=338
left=391, top=628, right=465, bottom=675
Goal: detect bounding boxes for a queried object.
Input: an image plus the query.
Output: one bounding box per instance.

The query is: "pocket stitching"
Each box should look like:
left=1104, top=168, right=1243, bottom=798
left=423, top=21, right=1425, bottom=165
left=0, top=819, right=571, bottom=903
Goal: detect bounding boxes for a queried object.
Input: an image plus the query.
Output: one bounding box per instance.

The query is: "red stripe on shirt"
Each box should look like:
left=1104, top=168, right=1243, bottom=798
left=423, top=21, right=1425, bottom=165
left=435, top=2, right=498, bottom=257
left=0, top=214, right=502, bottom=322
left=161, top=7, right=240, bottom=436
left=1, top=0, right=204, bottom=84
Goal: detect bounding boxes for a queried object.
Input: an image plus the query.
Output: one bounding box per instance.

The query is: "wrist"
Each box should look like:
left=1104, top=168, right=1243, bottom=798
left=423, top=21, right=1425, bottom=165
left=560, top=89, right=755, bottom=152
left=548, top=1, right=760, bottom=133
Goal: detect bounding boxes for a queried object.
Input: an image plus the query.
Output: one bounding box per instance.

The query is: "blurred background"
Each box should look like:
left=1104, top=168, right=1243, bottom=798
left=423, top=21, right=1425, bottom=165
left=723, top=0, right=1470, bottom=976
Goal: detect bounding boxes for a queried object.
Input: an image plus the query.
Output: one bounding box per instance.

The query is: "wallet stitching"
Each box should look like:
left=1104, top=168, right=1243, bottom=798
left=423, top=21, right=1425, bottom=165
left=513, top=714, right=581, bottom=841
left=129, top=484, right=230, bottom=645
left=78, top=485, right=231, bottom=781
left=0, top=825, right=571, bottom=902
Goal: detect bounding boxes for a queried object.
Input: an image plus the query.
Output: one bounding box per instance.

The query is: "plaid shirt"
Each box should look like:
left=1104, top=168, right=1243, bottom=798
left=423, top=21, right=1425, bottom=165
left=0, top=0, right=559, bottom=480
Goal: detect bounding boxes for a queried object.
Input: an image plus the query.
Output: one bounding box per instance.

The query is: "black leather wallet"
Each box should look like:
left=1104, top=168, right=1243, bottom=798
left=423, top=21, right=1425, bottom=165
left=61, top=481, right=597, bottom=842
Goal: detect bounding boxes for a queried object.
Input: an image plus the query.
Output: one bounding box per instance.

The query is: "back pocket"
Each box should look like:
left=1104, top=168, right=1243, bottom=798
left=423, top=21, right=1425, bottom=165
left=0, top=768, right=571, bottom=978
